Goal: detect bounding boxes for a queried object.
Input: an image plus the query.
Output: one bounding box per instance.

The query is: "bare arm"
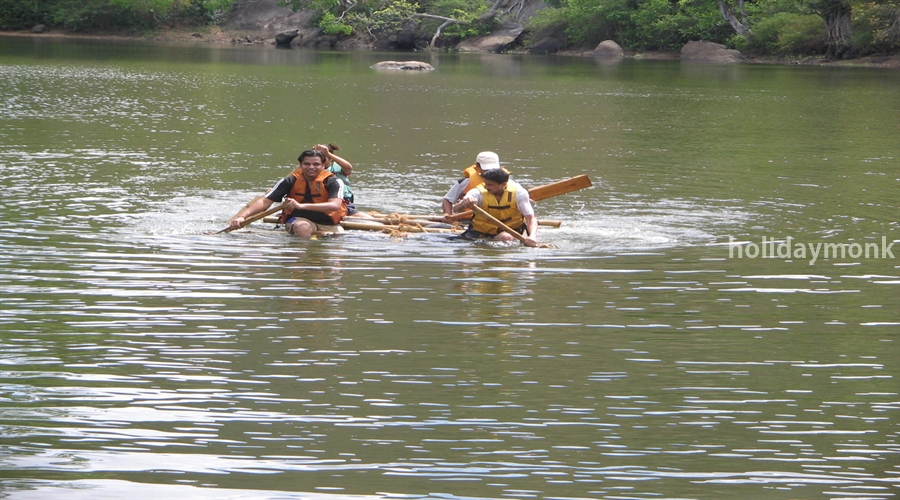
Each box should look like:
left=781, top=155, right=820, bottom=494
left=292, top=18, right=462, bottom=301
left=441, top=199, right=454, bottom=220
left=452, top=195, right=476, bottom=213
left=318, top=144, right=352, bottom=176
left=283, top=196, right=343, bottom=214
left=329, top=153, right=352, bottom=176
left=524, top=215, right=538, bottom=242
left=230, top=197, right=275, bottom=230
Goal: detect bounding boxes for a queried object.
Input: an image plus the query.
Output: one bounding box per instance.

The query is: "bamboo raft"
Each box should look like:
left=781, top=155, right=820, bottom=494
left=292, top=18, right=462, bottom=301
left=222, top=174, right=593, bottom=238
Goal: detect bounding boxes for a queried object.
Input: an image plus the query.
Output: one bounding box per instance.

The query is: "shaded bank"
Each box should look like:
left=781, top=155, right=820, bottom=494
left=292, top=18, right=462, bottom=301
left=2, top=28, right=899, bottom=68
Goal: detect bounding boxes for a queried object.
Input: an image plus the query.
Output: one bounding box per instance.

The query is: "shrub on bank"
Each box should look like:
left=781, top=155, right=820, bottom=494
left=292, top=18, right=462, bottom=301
left=0, top=0, right=232, bottom=32
left=734, top=12, right=828, bottom=56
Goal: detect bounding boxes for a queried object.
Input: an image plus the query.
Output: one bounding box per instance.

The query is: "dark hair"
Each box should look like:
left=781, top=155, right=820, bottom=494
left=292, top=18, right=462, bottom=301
left=298, top=150, right=327, bottom=163
left=481, top=168, right=510, bottom=184
left=326, top=143, right=340, bottom=153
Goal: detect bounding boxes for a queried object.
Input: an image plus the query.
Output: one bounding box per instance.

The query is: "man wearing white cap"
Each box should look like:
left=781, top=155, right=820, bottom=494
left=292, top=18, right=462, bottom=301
left=451, top=167, right=541, bottom=247
left=441, top=151, right=504, bottom=222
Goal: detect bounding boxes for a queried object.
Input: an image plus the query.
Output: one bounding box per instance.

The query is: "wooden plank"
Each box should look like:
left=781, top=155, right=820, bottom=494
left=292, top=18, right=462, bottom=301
left=340, top=220, right=461, bottom=234
left=527, top=174, right=593, bottom=201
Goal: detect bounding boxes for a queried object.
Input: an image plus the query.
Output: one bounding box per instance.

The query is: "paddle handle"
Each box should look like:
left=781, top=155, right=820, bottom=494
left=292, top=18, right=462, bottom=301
left=218, top=203, right=284, bottom=233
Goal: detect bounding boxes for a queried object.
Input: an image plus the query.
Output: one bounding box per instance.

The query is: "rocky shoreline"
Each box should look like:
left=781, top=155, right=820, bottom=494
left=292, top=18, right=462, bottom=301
left=3, top=28, right=899, bottom=69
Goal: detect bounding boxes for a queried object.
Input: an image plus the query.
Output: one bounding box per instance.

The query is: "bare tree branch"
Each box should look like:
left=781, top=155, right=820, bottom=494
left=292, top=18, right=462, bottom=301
left=412, top=13, right=468, bottom=49
left=337, top=0, right=357, bottom=22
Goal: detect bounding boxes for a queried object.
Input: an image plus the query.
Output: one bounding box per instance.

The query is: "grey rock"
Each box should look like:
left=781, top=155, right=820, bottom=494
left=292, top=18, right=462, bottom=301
left=275, top=29, right=299, bottom=46
left=681, top=41, right=742, bottom=63
left=456, top=24, right=525, bottom=53
left=593, top=40, right=623, bottom=59
left=529, top=36, right=564, bottom=55
left=370, top=61, right=436, bottom=71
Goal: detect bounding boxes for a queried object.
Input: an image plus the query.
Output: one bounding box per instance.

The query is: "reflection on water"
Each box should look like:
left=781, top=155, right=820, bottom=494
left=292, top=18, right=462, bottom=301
left=1, top=37, right=898, bottom=499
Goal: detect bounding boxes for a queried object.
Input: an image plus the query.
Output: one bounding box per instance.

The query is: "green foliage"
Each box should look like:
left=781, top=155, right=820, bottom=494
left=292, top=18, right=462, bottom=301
left=413, top=0, right=491, bottom=40
left=319, top=11, right=353, bottom=35
left=0, top=0, right=42, bottom=29
left=0, top=0, right=234, bottom=31
left=50, top=0, right=136, bottom=31
left=525, top=0, right=732, bottom=51
left=368, top=0, right=419, bottom=34
left=525, top=0, right=898, bottom=56
left=526, top=0, right=632, bottom=47
left=746, top=12, right=827, bottom=54
left=630, top=0, right=683, bottom=49
left=2, top=0, right=895, bottom=58
left=852, top=1, right=900, bottom=52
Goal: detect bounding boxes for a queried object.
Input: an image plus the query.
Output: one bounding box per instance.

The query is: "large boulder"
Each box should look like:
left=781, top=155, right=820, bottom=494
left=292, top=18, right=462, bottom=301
left=529, top=36, right=565, bottom=55
left=30, top=24, right=48, bottom=34
left=275, top=29, right=299, bottom=46
left=456, top=24, right=525, bottom=53
left=390, top=21, right=419, bottom=51
left=370, top=61, right=436, bottom=71
left=226, top=0, right=313, bottom=32
left=593, top=40, right=623, bottom=59
left=681, top=41, right=742, bottom=63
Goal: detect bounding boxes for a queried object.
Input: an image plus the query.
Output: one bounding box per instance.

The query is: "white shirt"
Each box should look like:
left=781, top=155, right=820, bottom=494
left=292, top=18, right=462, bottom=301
left=443, top=178, right=471, bottom=203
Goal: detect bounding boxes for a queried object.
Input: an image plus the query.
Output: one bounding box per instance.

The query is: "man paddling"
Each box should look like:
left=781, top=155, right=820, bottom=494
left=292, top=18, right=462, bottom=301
left=441, top=151, right=505, bottom=223
left=229, top=149, right=347, bottom=238
left=452, top=167, right=541, bottom=247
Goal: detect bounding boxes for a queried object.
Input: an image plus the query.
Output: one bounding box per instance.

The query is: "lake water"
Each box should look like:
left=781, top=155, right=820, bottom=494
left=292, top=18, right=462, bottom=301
left=1, top=36, right=898, bottom=499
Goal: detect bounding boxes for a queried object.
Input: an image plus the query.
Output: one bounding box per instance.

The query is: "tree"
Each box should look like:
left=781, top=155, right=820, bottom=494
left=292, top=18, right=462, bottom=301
left=805, top=0, right=853, bottom=58
left=719, top=0, right=751, bottom=36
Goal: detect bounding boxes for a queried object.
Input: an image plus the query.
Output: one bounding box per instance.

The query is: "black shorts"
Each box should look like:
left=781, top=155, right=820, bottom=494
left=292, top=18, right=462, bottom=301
left=459, top=225, right=526, bottom=240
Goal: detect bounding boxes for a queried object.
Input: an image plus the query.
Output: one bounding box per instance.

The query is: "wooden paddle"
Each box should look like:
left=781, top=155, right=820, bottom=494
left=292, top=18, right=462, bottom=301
left=447, top=174, right=592, bottom=221
left=470, top=205, right=551, bottom=248
left=217, top=203, right=284, bottom=233
left=528, top=174, right=593, bottom=201
left=228, top=196, right=263, bottom=223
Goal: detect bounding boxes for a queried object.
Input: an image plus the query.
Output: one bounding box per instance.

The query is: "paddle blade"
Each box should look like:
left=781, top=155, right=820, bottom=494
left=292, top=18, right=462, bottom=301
left=528, top=174, right=592, bottom=202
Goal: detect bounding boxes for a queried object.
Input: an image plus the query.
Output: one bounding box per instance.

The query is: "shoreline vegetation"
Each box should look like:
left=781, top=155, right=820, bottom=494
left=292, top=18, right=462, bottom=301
left=3, top=28, right=899, bottom=69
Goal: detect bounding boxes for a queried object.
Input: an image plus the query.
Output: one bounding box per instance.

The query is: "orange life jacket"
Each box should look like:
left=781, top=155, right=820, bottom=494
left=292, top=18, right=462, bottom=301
left=462, top=164, right=511, bottom=192
left=281, top=168, right=347, bottom=224
left=462, top=165, right=486, bottom=190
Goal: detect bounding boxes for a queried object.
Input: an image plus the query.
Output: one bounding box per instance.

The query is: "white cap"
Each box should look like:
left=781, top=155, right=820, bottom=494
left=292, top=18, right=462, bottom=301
left=475, top=151, right=500, bottom=170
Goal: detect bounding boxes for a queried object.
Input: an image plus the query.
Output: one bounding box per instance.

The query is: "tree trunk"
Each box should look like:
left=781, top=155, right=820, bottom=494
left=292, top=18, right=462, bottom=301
left=813, top=0, right=853, bottom=59
left=718, top=0, right=751, bottom=36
